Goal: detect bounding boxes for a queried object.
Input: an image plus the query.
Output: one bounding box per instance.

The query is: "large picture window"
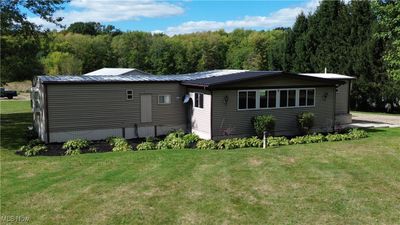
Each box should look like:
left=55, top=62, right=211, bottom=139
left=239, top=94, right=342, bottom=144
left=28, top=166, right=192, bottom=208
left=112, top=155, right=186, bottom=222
left=194, top=93, right=204, bottom=108
left=237, top=88, right=315, bottom=110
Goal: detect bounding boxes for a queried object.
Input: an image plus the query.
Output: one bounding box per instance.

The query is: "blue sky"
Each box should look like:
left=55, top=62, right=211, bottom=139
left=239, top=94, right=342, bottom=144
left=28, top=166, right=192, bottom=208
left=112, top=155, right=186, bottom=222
left=28, top=0, right=320, bottom=35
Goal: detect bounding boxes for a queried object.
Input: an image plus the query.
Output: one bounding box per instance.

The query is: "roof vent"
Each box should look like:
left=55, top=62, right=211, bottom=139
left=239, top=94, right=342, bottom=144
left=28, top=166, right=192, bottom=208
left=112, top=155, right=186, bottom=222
left=324, top=67, right=327, bottom=74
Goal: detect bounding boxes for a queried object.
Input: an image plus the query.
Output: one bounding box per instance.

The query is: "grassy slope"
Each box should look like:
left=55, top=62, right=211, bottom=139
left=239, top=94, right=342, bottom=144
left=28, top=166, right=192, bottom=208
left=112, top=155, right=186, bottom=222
left=1, top=102, right=400, bottom=225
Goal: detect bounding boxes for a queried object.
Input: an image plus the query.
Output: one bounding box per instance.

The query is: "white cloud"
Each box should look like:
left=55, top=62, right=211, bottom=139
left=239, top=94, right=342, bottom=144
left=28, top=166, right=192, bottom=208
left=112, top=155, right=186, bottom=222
left=29, top=0, right=184, bottom=29
left=161, top=0, right=320, bottom=36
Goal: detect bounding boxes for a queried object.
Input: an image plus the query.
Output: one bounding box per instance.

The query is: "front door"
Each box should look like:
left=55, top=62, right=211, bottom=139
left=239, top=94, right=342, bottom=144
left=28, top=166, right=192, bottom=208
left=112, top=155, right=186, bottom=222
left=141, top=95, right=152, bottom=123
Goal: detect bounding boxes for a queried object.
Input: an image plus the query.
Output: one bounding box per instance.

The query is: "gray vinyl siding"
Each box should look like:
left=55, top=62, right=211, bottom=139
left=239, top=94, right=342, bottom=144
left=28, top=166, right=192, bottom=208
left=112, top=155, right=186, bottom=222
left=335, top=80, right=350, bottom=114
left=46, top=83, right=186, bottom=132
left=32, top=82, right=48, bottom=142
left=212, top=86, right=336, bottom=139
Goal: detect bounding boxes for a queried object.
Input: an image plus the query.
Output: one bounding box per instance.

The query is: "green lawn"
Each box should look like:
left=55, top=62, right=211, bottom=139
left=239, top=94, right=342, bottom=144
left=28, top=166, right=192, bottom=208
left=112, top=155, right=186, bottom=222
left=1, top=102, right=400, bottom=225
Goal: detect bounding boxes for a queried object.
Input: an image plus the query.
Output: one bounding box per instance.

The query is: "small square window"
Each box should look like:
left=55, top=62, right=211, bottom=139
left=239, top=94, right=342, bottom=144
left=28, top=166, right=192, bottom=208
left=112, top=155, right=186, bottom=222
left=158, top=95, right=171, bottom=104
left=126, top=90, right=133, bottom=100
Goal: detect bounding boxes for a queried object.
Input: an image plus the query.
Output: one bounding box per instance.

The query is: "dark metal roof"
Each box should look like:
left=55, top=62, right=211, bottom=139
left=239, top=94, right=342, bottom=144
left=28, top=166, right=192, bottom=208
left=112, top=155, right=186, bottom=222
left=181, top=71, right=281, bottom=87
left=37, top=70, right=246, bottom=84
left=181, top=71, right=344, bottom=88
left=36, top=70, right=347, bottom=87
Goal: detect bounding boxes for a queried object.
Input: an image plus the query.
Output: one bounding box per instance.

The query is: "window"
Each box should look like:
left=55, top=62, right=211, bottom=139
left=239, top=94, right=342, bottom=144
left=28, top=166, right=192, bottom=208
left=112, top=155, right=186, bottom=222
left=307, top=89, right=315, bottom=106
left=280, top=90, right=287, bottom=107
left=299, top=89, right=315, bottom=107
left=268, top=90, right=276, bottom=108
left=194, top=93, right=204, bottom=108
left=237, top=88, right=316, bottom=110
left=238, top=91, right=256, bottom=109
left=299, top=90, right=307, bottom=106
left=158, top=95, right=171, bottom=104
left=288, top=90, right=296, bottom=107
left=260, top=91, right=267, bottom=108
left=126, top=90, right=133, bottom=100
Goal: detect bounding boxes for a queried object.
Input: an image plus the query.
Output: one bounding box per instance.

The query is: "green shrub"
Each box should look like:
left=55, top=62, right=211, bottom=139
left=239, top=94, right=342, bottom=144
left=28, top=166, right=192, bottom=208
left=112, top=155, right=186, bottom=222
left=297, top=112, right=315, bottom=134
left=18, top=139, right=47, bottom=157
left=22, top=145, right=47, bottom=157
left=348, top=128, right=368, bottom=139
left=156, top=140, right=170, bottom=150
left=88, top=147, right=97, bottom=153
left=325, top=133, right=346, bottom=142
left=246, top=136, right=263, bottom=148
left=196, top=140, right=216, bottom=150
left=166, top=137, right=187, bottom=149
left=62, top=139, right=90, bottom=152
left=236, top=138, right=248, bottom=148
left=136, top=141, right=156, bottom=151
left=108, top=137, right=132, bottom=152
left=267, top=136, right=289, bottom=147
left=289, top=133, right=325, bottom=145
left=156, top=130, right=189, bottom=150
left=166, top=129, right=185, bottom=139
left=65, top=149, right=81, bottom=156
left=217, top=138, right=241, bottom=150
left=253, top=115, right=275, bottom=137
left=183, top=133, right=200, bottom=146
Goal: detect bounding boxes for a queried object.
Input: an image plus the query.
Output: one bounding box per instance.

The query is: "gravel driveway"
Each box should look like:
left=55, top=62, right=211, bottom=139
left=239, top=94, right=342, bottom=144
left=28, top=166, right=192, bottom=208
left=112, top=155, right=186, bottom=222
left=351, top=112, right=400, bottom=127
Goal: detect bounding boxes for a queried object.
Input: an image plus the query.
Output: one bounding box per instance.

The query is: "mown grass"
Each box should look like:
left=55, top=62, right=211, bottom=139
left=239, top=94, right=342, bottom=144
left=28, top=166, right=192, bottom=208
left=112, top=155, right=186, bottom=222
left=0, top=100, right=31, bottom=114
left=1, top=101, right=400, bottom=225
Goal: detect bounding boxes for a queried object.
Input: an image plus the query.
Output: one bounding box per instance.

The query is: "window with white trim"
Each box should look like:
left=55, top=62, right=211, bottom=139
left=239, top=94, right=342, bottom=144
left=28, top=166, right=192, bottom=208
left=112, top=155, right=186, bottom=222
left=237, top=88, right=316, bottom=110
left=259, top=90, right=277, bottom=109
left=126, top=90, right=133, bottom=100
left=158, top=95, right=171, bottom=104
left=194, top=93, right=204, bottom=108
left=238, top=90, right=256, bottom=109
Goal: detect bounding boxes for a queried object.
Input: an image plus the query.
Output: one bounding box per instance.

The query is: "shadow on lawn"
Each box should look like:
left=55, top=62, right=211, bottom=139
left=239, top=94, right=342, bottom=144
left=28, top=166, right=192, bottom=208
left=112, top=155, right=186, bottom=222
left=0, top=112, right=32, bottom=150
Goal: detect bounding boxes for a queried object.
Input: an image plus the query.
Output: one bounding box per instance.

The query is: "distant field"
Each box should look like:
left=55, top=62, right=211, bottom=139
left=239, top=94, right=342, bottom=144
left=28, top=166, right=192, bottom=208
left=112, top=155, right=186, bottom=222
left=4, top=80, right=32, bottom=92
left=1, top=101, right=400, bottom=225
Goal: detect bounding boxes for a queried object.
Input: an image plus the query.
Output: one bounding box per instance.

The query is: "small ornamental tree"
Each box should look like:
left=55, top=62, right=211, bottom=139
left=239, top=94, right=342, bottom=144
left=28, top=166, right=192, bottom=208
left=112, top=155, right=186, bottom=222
left=297, top=112, right=314, bottom=134
left=252, top=115, right=276, bottom=137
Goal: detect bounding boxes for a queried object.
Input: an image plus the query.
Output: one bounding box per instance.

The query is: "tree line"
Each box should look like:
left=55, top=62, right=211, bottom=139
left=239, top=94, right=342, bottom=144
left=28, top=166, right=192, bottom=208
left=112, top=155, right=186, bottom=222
left=1, top=0, right=399, bottom=112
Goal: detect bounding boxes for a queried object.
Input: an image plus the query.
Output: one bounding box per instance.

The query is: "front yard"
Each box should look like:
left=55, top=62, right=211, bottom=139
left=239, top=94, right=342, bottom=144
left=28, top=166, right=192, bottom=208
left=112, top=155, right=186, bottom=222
left=1, top=101, right=400, bottom=224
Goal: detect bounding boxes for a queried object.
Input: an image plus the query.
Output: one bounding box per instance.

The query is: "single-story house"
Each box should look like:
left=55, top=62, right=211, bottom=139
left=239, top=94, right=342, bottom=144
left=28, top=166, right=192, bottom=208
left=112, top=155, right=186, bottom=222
left=31, top=70, right=354, bottom=143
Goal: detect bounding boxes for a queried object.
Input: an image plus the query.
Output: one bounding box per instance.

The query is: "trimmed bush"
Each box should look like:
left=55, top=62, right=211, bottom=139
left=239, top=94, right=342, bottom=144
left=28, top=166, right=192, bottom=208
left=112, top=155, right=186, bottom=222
left=196, top=140, right=216, bottom=150
left=108, top=137, right=132, bottom=152
left=267, top=136, right=289, bottom=147
left=63, top=139, right=90, bottom=152
left=136, top=141, right=156, bottom=151
left=297, top=112, right=315, bottom=134
left=253, top=115, right=275, bottom=137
